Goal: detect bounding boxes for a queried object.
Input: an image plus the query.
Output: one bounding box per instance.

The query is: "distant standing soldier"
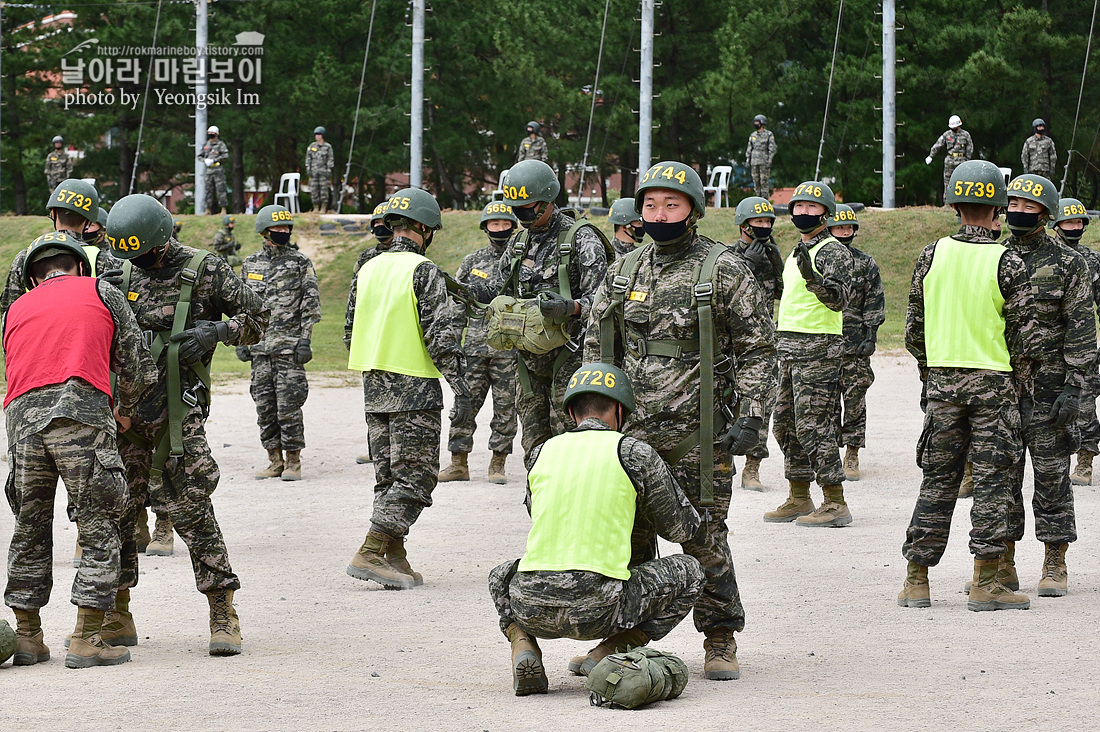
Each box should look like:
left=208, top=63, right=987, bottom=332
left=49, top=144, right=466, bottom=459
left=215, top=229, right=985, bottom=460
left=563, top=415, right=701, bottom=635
left=306, top=126, right=335, bottom=214
left=515, top=121, right=549, bottom=164
left=607, top=197, right=645, bottom=259
left=745, top=115, right=777, bottom=199
left=239, top=205, right=322, bottom=482
left=173, top=219, right=183, bottom=240
left=925, top=114, right=974, bottom=201
left=1021, top=119, right=1058, bottom=179
left=44, top=135, right=73, bottom=190
left=213, top=215, right=241, bottom=267
left=198, top=125, right=229, bottom=215
left=438, top=202, right=519, bottom=484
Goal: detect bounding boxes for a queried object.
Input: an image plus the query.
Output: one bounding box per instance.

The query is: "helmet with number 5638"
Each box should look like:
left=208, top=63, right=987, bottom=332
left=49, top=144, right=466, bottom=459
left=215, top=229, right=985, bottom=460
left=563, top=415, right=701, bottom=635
left=562, top=362, right=635, bottom=415
left=22, top=231, right=91, bottom=290
left=382, top=187, right=442, bottom=230
left=255, top=204, right=295, bottom=233
left=634, top=161, right=706, bottom=220
left=105, top=194, right=174, bottom=260
left=502, top=160, right=560, bottom=207
left=480, top=201, right=517, bottom=228
left=788, top=180, right=836, bottom=216
left=734, top=196, right=775, bottom=226
left=1006, top=173, right=1059, bottom=217
left=47, top=179, right=99, bottom=220
left=1053, top=197, right=1090, bottom=226
left=945, top=160, right=1008, bottom=207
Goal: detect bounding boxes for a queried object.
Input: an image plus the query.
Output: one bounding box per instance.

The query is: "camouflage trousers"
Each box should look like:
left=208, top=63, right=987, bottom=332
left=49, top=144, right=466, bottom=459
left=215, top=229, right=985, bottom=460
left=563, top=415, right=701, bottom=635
left=516, top=349, right=579, bottom=471
left=751, top=164, right=771, bottom=199
left=250, top=355, right=308, bottom=452
left=118, top=404, right=239, bottom=593
left=1077, top=369, right=1100, bottom=454
left=205, top=168, right=227, bottom=212
left=5, top=420, right=126, bottom=611
left=838, top=355, right=875, bottom=448
left=1009, top=373, right=1079, bottom=544
left=903, top=400, right=1021, bottom=564
left=365, top=409, right=442, bottom=539
left=942, top=158, right=965, bottom=201
left=773, top=357, right=846, bottom=485
left=488, top=555, right=705, bottom=640
left=310, top=177, right=332, bottom=212
left=746, top=363, right=778, bottom=460
left=447, top=353, right=517, bottom=455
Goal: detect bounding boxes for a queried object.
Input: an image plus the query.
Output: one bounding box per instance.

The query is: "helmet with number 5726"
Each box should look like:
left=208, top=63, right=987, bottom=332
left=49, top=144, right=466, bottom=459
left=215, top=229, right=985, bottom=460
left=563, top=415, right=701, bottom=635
left=634, top=161, right=706, bottom=220
left=561, top=362, right=635, bottom=415
left=945, top=160, right=1008, bottom=207
left=105, top=194, right=174, bottom=260
left=1006, top=174, right=1059, bottom=217
left=255, top=204, right=295, bottom=233
left=734, top=196, right=775, bottom=226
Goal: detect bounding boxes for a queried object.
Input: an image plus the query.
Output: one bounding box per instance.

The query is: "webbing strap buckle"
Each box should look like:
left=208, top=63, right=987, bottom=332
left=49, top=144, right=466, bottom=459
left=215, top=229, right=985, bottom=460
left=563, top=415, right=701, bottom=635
left=180, top=267, right=199, bottom=287
left=142, top=330, right=155, bottom=349
left=565, top=331, right=583, bottom=353
left=694, top=282, right=714, bottom=302
left=612, top=274, right=630, bottom=294
left=558, top=240, right=573, bottom=257
left=715, top=355, right=734, bottom=375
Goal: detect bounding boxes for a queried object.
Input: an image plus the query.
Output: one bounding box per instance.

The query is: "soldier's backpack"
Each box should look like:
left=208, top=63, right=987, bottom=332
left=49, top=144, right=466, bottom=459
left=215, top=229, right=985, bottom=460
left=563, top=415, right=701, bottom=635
left=584, top=647, right=689, bottom=710
left=0, top=618, right=16, bottom=665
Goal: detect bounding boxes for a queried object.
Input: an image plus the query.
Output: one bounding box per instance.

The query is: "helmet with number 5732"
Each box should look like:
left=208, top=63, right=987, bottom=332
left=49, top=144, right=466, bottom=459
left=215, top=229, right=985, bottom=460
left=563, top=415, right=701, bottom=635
left=945, top=160, right=1008, bottom=207
left=561, top=362, right=635, bottom=415
left=1006, top=174, right=1058, bottom=217
left=734, top=196, right=775, bottom=226
left=255, top=204, right=295, bottom=233
left=634, top=161, right=706, bottom=220
left=105, top=194, right=174, bottom=260
left=47, top=179, right=99, bottom=221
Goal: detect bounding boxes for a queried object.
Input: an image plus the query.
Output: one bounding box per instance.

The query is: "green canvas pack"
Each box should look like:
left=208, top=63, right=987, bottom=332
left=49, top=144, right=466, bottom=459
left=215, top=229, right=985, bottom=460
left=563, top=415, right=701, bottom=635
left=584, top=647, right=689, bottom=710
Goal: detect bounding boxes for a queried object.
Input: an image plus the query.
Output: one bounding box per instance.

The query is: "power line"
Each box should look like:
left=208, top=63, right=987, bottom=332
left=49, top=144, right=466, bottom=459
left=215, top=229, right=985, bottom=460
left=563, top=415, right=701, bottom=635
left=129, top=0, right=164, bottom=195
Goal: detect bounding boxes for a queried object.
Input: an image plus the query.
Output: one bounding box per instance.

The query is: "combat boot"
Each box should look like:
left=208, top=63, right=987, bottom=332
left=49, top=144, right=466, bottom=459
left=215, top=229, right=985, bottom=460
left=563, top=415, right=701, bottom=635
left=135, top=506, right=151, bottom=553
left=347, top=529, right=417, bottom=589
left=207, top=589, right=242, bottom=656
left=958, top=461, right=974, bottom=498
left=569, top=627, right=649, bottom=677
left=1071, top=450, right=1095, bottom=486
left=385, top=537, right=424, bottom=587
left=12, top=608, right=50, bottom=666
left=65, top=588, right=137, bottom=649
left=437, top=452, right=470, bottom=482
left=505, top=623, right=547, bottom=696
left=796, top=485, right=852, bottom=527
left=897, top=561, right=931, bottom=608
left=968, top=557, right=1030, bottom=611
left=65, top=606, right=131, bottom=668
left=963, top=541, right=1019, bottom=593
left=844, top=446, right=861, bottom=481
left=703, top=630, right=740, bottom=680
left=146, top=515, right=174, bottom=556
left=255, top=449, right=284, bottom=479
left=763, top=481, right=815, bottom=522
left=740, top=456, right=765, bottom=491
left=281, top=450, right=302, bottom=481
left=1037, top=542, right=1069, bottom=597
left=488, top=452, right=508, bottom=485
left=356, top=454, right=373, bottom=464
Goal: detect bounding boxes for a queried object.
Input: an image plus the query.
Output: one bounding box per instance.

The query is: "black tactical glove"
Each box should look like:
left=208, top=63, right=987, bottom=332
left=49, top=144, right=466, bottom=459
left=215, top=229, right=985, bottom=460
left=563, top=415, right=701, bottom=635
left=794, top=242, right=818, bottom=283
left=538, top=290, right=575, bottom=325
left=235, top=346, right=252, bottom=362
left=1052, top=385, right=1081, bottom=428
left=920, top=381, right=928, bottom=414
left=742, top=240, right=768, bottom=268
left=170, top=320, right=229, bottom=365
left=451, top=393, right=474, bottom=428
left=721, top=416, right=764, bottom=455
left=294, top=338, right=313, bottom=364
left=855, top=330, right=877, bottom=358
left=98, top=268, right=125, bottom=290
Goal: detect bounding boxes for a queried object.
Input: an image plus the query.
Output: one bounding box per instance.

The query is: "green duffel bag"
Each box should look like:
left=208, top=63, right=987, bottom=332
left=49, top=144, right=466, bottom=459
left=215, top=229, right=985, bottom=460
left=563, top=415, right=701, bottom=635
left=584, top=647, right=689, bottom=710
left=485, top=294, right=570, bottom=355
left=0, top=619, right=15, bottom=665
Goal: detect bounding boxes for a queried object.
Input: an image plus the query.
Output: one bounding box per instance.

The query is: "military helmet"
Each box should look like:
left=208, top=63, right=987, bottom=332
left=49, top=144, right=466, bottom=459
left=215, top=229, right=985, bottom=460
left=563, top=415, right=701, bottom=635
left=105, top=194, right=174, bottom=260
left=382, top=187, right=442, bottom=230
left=946, top=160, right=1008, bottom=207
left=635, top=161, right=706, bottom=220
left=562, top=362, right=636, bottom=415
left=829, top=203, right=859, bottom=230
left=222, top=214, right=235, bottom=226
left=1033, top=118, right=1046, bottom=129
left=1053, top=197, right=1090, bottom=226
left=609, top=198, right=640, bottom=226
left=173, top=219, right=183, bottom=229
left=526, top=120, right=541, bottom=133
left=52, top=135, right=64, bottom=144
left=789, top=180, right=837, bottom=216
left=502, top=160, right=560, bottom=207
left=47, top=179, right=99, bottom=220
left=370, top=202, right=388, bottom=226
left=255, top=204, right=294, bottom=233
left=754, top=114, right=767, bottom=125
left=313, top=126, right=326, bottom=135
left=22, top=231, right=91, bottom=290
left=480, top=201, right=517, bottom=228
left=734, top=196, right=775, bottom=226
left=949, top=114, right=962, bottom=128
left=1006, top=173, right=1058, bottom=216
left=96, top=207, right=109, bottom=227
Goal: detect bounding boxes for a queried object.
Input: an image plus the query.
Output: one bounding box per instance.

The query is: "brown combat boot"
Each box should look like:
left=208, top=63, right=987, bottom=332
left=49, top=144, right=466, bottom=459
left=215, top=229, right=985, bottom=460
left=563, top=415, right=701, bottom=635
left=12, top=608, right=50, bottom=666
left=764, top=481, right=816, bottom=522
left=796, top=485, right=852, bottom=527
left=385, top=537, right=424, bottom=587
left=488, top=452, right=508, bottom=484
left=1071, top=450, right=1095, bottom=486
left=437, top=452, right=470, bottom=482
left=135, top=506, right=151, bottom=553
left=958, top=461, right=974, bottom=498
left=356, top=454, right=373, bottom=465
left=740, top=456, right=765, bottom=491
left=146, top=515, right=174, bottom=556
left=207, top=589, right=242, bottom=655
left=703, top=630, right=740, bottom=680
left=968, top=557, right=1030, bottom=611
left=281, top=450, right=302, bottom=481
left=964, top=540, right=1019, bottom=593
left=897, top=561, right=931, bottom=608
left=1037, top=542, right=1069, bottom=597
left=65, top=606, right=131, bottom=668
left=569, top=627, right=649, bottom=677
left=347, top=529, right=417, bottom=589
left=255, top=449, right=284, bottom=479
left=506, top=623, right=547, bottom=696
left=65, top=588, right=137, bottom=649
left=844, top=446, right=861, bottom=481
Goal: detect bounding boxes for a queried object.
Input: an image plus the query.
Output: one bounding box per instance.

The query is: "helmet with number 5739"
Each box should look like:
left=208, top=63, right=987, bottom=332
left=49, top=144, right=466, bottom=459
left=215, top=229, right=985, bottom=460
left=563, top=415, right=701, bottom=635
left=734, top=196, right=775, bottom=226
left=634, top=161, right=706, bottom=220
left=788, top=181, right=836, bottom=216
left=945, top=160, right=1008, bottom=207
left=255, top=204, right=295, bottom=233
left=561, top=362, right=635, bottom=415
left=105, top=194, right=174, bottom=260
left=1006, top=174, right=1058, bottom=217
left=502, top=160, right=560, bottom=207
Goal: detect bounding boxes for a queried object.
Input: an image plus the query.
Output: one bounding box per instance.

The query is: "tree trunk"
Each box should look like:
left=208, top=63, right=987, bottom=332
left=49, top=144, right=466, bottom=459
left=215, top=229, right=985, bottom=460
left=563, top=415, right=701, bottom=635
left=3, top=69, right=28, bottom=214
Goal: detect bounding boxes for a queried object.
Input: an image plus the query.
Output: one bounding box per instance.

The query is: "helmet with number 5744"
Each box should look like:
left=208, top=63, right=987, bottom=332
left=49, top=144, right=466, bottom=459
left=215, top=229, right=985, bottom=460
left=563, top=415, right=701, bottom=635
left=634, top=161, right=706, bottom=220
left=945, top=160, right=1008, bottom=207
left=1006, top=174, right=1059, bottom=217
left=502, top=160, right=560, bottom=207
left=105, top=194, right=174, bottom=260
left=734, top=196, right=775, bottom=226
left=382, top=187, right=442, bottom=230
left=480, top=201, right=517, bottom=228
left=255, top=204, right=295, bottom=233
left=47, top=179, right=99, bottom=221
left=788, top=181, right=836, bottom=216
left=1052, top=197, right=1090, bottom=226
left=562, top=362, right=635, bottom=415
left=829, top=203, right=859, bottom=230
left=22, top=231, right=91, bottom=290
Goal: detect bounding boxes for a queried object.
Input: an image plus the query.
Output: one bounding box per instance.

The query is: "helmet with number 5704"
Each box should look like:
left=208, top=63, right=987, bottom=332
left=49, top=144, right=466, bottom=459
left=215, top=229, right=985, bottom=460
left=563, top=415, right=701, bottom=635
left=1006, top=173, right=1059, bottom=217
left=945, top=160, right=1008, bottom=207
left=255, top=204, right=295, bottom=233
left=105, top=194, right=174, bottom=260
left=47, top=179, right=99, bottom=220
left=502, top=160, right=560, bottom=207
left=788, top=180, right=836, bottom=216
left=382, top=187, right=442, bottom=230
left=562, top=362, right=635, bottom=415
left=734, top=196, right=775, bottom=226
left=22, top=231, right=92, bottom=290
left=634, top=161, right=706, bottom=220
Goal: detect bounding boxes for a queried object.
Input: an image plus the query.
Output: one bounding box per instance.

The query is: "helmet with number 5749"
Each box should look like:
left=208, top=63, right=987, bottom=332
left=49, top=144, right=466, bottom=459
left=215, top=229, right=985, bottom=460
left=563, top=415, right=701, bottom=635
left=1052, top=197, right=1090, bottom=226
left=502, top=160, right=560, bottom=207
left=734, top=196, right=775, bottom=226
left=382, top=187, right=442, bottom=230
left=788, top=181, right=836, bottom=216
left=480, top=201, right=517, bottom=228
left=945, top=160, right=1008, bottom=207
left=105, top=194, right=174, bottom=260
left=255, top=204, right=295, bottom=233
left=47, top=179, right=99, bottom=220
left=1006, top=174, right=1059, bottom=217
left=562, top=362, right=635, bottom=415
left=634, top=161, right=706, bottom=220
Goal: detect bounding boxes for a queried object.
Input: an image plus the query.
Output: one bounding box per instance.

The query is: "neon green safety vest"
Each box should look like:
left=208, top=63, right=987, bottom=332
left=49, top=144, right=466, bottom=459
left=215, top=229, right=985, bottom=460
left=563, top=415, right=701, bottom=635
left=777, top=237, right=844, bottom=335
left=924, top=236, right=1011, bottom=371
left=82, top=245, right=99, bottom=277
left=520, top=430, right=637, bottom=581
left=348, top=251, right=442, bottom=378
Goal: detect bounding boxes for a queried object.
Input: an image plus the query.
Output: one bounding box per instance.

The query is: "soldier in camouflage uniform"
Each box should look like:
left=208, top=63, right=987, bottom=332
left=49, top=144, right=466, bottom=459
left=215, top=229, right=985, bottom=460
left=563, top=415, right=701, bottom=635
left=585, top=161, right=777, bottom=681
left=488, top=364, right=705, bottom=696
left=344, top=188, right=473, bottom=590
left=438, top=203, right=518, bottom=484
left=745, top=115, right=777, bottom=199
left=1003, top=175, right=1094, bottom=598
left=515, top=121, right=549, bottom=163
left=172, top=219, right=183, bottom=241
left=44, top=136, right=73, bottom=190
left=899, top=160, right=1039, bottom=612
left=212, top=215, right=241, bottom=268
left=103, top=193, right=269, bottom=655
left=827, top=204, right=885, bottom=481
left=305, top=126, right=335, bottom=214
left=607, top=197, right=644, bottom=259
left=1021, top=119, right=1058, bottom=179
left=926, top=115, right=974, bottom=202
left=4, top=233, right=157, bottom=668
left=238, top=205, right=322, bottom=482
left=198, top=125, right=229, bottom=215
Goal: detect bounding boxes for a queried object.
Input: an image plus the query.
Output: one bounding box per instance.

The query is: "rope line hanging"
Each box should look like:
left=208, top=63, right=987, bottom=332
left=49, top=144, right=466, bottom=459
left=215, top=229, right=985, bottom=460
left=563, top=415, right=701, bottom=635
left=573, top=0, right=612, bottom=207
left=1060, top=0, right=1098, bottom=196
left=340, top=0, right=379, bottom=205
left=129, top=0, right=164, bottom=195
left=814, top=0, right=844, bottom=182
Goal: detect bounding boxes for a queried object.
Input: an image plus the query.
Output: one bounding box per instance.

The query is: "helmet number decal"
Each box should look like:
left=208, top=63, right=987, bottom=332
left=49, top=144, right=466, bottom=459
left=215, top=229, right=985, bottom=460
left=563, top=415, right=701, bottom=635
left=1064, top=203, right=1088, bottom=217
left=503, top=186, right=529, bottom=200
left=106, top=234, right=144, bottom=252
left=953, top=180, right=997, bottom=198
left=793, top=183, right=824, bottom=198
left=486, top=203, right=512, bottom=214
left=389, top=196, right=412, bottom=211
left=833, top=209, right=856, bottom=221
left=640, top=165, right=687, bottom=186
left=272, top=209, right=294, bottom=222
left=568, top=369, right=616, bottom=389
left=55, top=188, right=93, bottom=211
left=753, top=202, right=774, bottom=214
left=1008, top=178, right=1043, bottom=197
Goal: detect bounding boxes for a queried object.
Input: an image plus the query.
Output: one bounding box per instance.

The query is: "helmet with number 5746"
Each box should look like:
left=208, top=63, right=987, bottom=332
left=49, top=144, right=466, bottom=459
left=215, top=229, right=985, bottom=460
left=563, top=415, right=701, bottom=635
left=634, top=161, right=706, bottom=220
left=382, top=187, right=442, bottom=230
left=47, top=179, right=99, bottom=221
left=788, top=180, right=836, bottom=216
left=1006, top=173, right=1059, bottom=217
left=502, top=160, right=560, bottom=207
left=1052, top=197, right=1090, bottom=226
left=734, top=196, right=775, bottom=226
left=105, top=194, right=174, bottom=260
left=945, top=160, right=1008, bottom=207
left=562, top=362, right=635, bottom=415
left=255, top=204, right=295, bottom=233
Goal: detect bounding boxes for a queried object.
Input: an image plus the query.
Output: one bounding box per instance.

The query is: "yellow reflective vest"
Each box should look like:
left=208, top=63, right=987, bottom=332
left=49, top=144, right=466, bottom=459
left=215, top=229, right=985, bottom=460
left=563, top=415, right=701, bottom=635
left=777, top=237, right=844, bottom=335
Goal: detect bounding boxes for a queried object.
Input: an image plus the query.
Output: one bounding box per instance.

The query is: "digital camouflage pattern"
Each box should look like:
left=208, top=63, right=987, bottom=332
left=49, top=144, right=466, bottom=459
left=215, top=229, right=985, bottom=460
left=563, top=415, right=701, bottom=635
left=838, top=357, right=875, bottom=449
left=213, top=225, right=239, bottom=262
left=200, top=138, right=229, bottom=212
left=729, top=237, right=783, bottom=309
left=745, top=128, right=777, bottom=198
left=1, top=243, right=119, bottom=321
left=365, top=410, right=443, bottom=539
left=44, top=150, right=73, bottom=189
left=838, top=244, right=885, bottom=448
left=928, top=128, right=974, bottom=197
left=611, top=237, right=638, bottom=260
left=1059, top=235, right=1100, bottom=453
left=305, top=139, right=335, bottom=209
left=1021, top=134, right=1058, bottom=178
left=515, top=134, right=549, bottom=163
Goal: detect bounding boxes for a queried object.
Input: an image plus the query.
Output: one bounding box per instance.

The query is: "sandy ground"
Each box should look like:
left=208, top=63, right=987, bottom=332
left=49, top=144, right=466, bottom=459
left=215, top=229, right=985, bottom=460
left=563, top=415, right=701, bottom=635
left=3, top=354, right=1100, bottom=731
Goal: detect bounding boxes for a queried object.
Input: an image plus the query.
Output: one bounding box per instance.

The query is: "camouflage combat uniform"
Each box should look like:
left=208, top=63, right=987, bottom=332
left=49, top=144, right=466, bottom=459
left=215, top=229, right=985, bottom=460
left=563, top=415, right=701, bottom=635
left=1, top=242, right=119, bottom=321
left=928, top=128, right=974, bottom=198
left=117, top=239, right=269, bottom=594
left=199, top=138, right=230, bottom=213
left=516, top=135, right=549, bottom=164
left=488, top=417, right=705, bottom=641
left=1021, top=134, right=1058, bottom=179
left=447, top=242, right=517, bottom=456
left=212, top=226, right=239, bottom=264
left=744, top=128, right=777, bottom=199
left=4, top=278, right=157, bottom=612
left=903, top=224, right=1039, bottom=565
left=584, top=233, right=777, bottom=635
left=1059, top=235, right=1100, bottom=454
left=241, top=242, right=321, bottom=453
left=305, top=140, right=335, bottom=211
left=838, top=243, right=885, bottom=448
left=611, top=236, right=638, bottom=260
left=44, top=149, right=73, bottom=190
left=344, top=237, right=468, bottom=539
left=1004, top=229, right=1094, bottom=545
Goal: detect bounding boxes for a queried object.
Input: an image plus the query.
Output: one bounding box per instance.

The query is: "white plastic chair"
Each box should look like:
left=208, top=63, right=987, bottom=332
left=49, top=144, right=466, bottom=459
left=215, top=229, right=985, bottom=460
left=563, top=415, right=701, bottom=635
left=997, top=167, right=1012, bottom=186
left=274, top=173, right=301, bottom=213
left=492, top=168, right=510, bottom=202
left=703, top=165, right=732, bottom=208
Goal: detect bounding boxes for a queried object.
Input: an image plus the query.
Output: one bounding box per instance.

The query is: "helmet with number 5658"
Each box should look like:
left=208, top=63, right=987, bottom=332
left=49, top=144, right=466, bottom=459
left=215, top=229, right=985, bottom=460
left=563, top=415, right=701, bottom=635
left=1006, top=173, right=1059, bottom=217
left=255, top=204, right=295, bottom=233
left=502, top=160, right=560, bottom=207
left=105, top=194, right=174, bottom=260
left=634, top=161, right=706, bottom=220
left=945, top=160, right=1008, bottom=208
left=562, top=362, right=635, bottom=415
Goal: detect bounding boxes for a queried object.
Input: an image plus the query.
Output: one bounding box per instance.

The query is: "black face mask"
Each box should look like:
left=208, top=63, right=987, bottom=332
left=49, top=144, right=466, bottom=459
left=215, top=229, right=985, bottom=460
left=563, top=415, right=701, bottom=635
left=373, top=224, right=393, bottom=242
left=1059, top=227, right=1085, bottom=243
left=754, top=122, right=762, bottom=130
left=422, top=231, right=434, bottom=250
left=791, top=213, right=824, bottom=233
left=131, top=247, right=162, bottom=269
left=487, top=225, right=515, bottom=245
left=513, top=204, right=540, bottom=226
left=208, top=133, right=216, bottom=140
left=749, top=225, right=773, bottom=241
left=629, top=225, right=646, bottom=243
left=1005, top=210, right=1043, bottom=236
left=82, top=228, right=102, bottom=244
left=991, top=227, right=1004, bottom=240
left=268, top=231, right=291, bottom=246
left=642, top=218, right=690, bottom=244
left=834, top=233, right=855, bottom=245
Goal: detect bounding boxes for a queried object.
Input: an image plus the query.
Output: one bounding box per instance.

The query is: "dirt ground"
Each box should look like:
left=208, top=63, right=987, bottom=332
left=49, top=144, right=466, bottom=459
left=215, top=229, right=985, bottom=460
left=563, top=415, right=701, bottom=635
left=3, top=354, right=1099, bottom=731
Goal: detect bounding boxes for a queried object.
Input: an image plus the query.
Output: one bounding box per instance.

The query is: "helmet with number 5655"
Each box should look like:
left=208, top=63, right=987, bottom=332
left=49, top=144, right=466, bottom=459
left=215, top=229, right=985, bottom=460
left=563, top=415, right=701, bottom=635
left=734, top=196, right=775, bottom=226
left=634, top=161, right=706, bottom=220
left=562, top=362, right=635, bottom=415
left=502, top=160, right=560, bottom=207
left=945, top=160, right=1008, bottom=207
left=255, top=204, right=295, bottom=233
left=382, top=187, right=442, bottom=231
left=1006, top=173, right=1059, bottom=217
left=105, top=194, right=174, bottom=260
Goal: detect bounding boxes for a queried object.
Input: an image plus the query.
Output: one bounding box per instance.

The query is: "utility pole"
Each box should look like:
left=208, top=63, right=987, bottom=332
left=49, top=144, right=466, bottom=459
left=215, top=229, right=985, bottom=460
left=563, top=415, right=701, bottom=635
left=410, top=0, right=425, bottom=189
left=194, top=0, right=208, bottom=212
left=881, top=0, right=896, bottom=209
left=638, top=0, right=654, bottom=175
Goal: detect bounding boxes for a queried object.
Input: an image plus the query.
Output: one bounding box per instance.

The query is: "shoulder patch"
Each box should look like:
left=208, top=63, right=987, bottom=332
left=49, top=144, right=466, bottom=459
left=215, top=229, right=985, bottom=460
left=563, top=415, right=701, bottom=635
left=247, top=272, right=264, bottom=281
left=127, top=291, right=139, bottom=301
left=470, top=268, right=489, bottom=279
